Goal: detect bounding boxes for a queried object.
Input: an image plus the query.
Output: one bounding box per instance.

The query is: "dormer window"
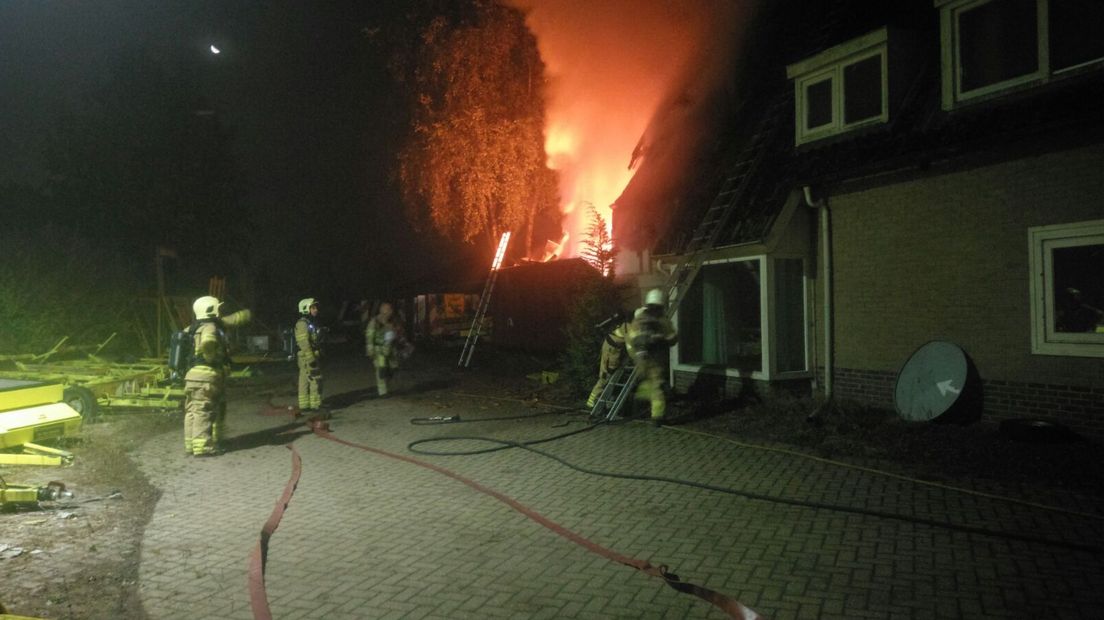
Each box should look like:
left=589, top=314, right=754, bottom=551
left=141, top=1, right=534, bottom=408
left=937, top=0, right=1104, bottom=109
left=787, top=28, right=890, bottom=145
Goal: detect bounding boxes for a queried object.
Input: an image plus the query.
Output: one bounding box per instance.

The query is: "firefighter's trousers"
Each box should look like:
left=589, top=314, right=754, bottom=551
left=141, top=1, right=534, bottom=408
left=633, top=358, right=668, bottom=420
left=297, top=352, right=323, bottom=410
left=371, top=347, right=398, bottom=396
left=184, top=366, right=226, bottom=455
left=587, top=344, right=625, bottom=408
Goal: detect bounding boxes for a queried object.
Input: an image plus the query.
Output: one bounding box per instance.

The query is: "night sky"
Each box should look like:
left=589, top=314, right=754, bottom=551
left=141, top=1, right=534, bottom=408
left=1, top=1, right=482, bottom=317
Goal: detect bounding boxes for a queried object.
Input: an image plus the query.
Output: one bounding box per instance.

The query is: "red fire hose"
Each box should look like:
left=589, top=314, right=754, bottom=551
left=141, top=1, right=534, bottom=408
left=246, top=410, right=759, bottom=619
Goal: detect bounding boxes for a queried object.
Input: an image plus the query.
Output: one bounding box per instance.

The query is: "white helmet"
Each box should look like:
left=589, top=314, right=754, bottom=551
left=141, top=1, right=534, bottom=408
left=298, top=297, right=318, bottom=315
left=644, top=288, right=665, bottom=308
left=193, top=295, right=223, bottom=320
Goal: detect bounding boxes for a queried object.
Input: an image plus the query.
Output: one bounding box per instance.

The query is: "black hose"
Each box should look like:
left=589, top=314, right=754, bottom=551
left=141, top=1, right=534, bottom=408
left=409, top=409, right=588, bottom=426
left=408, top=431, right=1103, bottom=555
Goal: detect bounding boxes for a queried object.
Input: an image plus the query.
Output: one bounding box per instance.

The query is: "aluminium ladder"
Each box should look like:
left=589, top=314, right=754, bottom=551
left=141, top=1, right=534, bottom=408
left=458, top=232, right=511, bottom=368
left=589, top=363, right=637, bottom=422
left=594, top=93, right=789, bottom=421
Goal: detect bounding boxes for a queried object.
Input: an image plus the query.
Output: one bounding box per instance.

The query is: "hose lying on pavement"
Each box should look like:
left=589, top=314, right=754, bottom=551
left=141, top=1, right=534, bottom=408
left=408, top=429, right=1103, bottom=555
left=248, top=444, right=303, bottom=620
left=315, top=425, right=761, bottom=620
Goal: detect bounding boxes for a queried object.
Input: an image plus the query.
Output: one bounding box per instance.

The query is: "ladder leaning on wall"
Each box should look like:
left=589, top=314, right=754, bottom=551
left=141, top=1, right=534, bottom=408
left=590, top=94, right=789, bottom=422
left=458, top=232, right=511, bottom=368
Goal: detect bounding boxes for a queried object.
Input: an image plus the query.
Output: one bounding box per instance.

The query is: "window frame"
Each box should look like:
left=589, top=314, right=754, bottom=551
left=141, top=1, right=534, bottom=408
left=671, top=255, right=813, bottom=380
left=938, top=0, right=1104, bottom=109
left=1028, top=219, right=1104, bottom=358
left=788, top=28, right=890, bottom=146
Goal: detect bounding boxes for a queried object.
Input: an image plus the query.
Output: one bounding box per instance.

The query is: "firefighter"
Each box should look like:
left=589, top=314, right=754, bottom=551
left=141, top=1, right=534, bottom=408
left=626, top=289, right=678, bottom=426
left=586, top=313, right=629, bottom=409
left=183, top=295, right=251, bottom=456
left=295, top=298, right=324, bottom=412
left=365, top=302, right=403, bottom=397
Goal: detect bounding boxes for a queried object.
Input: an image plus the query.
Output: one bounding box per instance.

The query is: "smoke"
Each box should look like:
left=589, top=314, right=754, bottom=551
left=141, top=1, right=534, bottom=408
left=506, top=0, right=753, bottom=258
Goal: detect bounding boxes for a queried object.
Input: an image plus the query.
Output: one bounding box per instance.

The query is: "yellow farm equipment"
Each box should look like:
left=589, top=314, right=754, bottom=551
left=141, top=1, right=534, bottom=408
left=0, top=380, right=81, bottom=466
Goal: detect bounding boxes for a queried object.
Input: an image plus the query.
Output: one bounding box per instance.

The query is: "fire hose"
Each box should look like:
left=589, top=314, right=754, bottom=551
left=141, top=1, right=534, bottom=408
left=246, top=409, right=760, bottom=619
left=408, top=428, right=1103, bottom=555
left=248, top=407, right=1102, bottom=619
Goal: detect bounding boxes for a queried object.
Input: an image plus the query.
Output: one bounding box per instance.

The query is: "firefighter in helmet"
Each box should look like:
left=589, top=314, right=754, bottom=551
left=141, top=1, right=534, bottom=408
left=183, top=295, right=251, bottom=456
left=365, top=301, right=404, bottom=397
left=586, top=312, right=629, bottom=410
left=625, top=288, right=678, bottom=426
left=295, top=298, right=324, bottom=411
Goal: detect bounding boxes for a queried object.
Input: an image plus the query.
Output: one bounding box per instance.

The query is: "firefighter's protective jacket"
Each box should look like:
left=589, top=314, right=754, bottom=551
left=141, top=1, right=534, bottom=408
left=365, top=316, right=401, bottom=360
left=294, top=316, right=321, bottom=364
left=600, top=322, right=629, bottom=371
left=625, top=310, right=677, bottom=362
left=187, top=310, right=251, bottom=380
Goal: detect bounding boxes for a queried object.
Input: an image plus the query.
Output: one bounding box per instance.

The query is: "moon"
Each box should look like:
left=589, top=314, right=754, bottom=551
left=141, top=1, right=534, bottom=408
left=209, top=45, right=220, bottom=55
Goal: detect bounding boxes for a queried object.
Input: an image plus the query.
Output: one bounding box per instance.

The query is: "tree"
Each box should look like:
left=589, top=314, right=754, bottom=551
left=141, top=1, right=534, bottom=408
left=580, top=203, right=617, bottom=276
left=391, top=1, right=559, bottom=256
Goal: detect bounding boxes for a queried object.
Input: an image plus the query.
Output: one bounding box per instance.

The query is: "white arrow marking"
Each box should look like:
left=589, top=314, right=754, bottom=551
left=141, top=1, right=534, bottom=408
left=936, top=380, right=960, bottom=396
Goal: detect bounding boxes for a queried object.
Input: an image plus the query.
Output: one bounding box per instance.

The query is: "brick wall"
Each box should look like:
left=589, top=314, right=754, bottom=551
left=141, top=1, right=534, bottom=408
left=815, top=143, right=1104, bottom=436
left=819, top=367, right=1104, bottom=438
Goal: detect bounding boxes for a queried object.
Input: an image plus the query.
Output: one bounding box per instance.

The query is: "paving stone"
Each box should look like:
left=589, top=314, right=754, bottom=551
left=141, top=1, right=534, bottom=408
left=134, top=356, right=1104, bottom=618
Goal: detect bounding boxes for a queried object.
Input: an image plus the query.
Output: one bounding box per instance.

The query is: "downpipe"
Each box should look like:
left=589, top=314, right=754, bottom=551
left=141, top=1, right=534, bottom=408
left=804, top=185, right=833, bottom=421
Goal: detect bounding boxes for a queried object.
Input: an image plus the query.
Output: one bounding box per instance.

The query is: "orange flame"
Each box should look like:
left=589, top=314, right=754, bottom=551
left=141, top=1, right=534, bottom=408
left=511, top=0, right=737, bottom=260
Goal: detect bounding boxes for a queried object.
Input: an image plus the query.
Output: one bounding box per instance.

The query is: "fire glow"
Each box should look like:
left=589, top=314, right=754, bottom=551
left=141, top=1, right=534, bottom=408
left=511, top=0, right=747, bottom=260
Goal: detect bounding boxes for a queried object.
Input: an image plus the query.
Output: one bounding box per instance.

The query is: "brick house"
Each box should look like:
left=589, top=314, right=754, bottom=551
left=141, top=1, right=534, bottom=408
left=614, top=0, right=1104, bottom=436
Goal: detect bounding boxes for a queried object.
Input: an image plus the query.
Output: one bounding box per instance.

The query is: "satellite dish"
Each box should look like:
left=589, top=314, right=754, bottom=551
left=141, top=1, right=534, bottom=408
left=894, top=341, right=971, bottom=422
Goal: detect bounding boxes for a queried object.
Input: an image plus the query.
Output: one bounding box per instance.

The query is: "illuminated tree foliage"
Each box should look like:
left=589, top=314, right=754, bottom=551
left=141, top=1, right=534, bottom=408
left=580, top=203, right=617, bottom=276
left=393, top=1, right=558, bottom=254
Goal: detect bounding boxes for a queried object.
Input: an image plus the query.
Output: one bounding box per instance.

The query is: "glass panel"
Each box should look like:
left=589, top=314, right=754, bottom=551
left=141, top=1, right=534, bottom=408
left=1052, top=243, right=1104, bottom=333
left=958, top=0, right=1038, bottom=92
left=804, top=78, right=833, bottom=130
left=677, top=261, right=762, bottom=372
left=774, top=259, right=806, bottom=372
left=1050, top=0, right=1104, bottom=71
left=843, top=55, right=883, bottom=124
left=678, top=276, right=704, bottom=364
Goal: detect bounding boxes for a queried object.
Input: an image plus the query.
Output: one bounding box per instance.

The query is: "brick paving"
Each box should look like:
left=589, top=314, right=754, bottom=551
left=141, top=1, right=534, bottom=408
left=135, top=355, right=1104, bottom=619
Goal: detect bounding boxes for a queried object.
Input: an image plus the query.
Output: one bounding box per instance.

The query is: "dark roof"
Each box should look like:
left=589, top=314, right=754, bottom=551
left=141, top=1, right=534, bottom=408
left=615, top=0, right=1104, bottom=256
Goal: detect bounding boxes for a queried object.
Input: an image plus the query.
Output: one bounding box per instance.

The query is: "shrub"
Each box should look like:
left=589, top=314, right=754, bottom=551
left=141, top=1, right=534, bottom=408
left=559, top=275, right=624, bottom=394
left=0, top=228, right=142, bottom=354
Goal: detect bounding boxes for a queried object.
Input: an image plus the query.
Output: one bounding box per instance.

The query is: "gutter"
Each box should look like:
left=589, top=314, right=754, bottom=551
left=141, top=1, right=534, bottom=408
left=804, top=185, right=833, bottom=417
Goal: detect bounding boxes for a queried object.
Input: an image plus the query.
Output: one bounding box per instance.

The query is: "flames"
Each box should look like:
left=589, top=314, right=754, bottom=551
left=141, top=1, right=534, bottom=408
left=509, top=0, right=749, bottom=260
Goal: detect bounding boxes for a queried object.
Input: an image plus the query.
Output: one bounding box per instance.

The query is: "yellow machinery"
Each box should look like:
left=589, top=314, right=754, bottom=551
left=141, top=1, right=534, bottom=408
left=0, top=379, right=80, bottom=466
left=0, top=479, right=72, bottom=506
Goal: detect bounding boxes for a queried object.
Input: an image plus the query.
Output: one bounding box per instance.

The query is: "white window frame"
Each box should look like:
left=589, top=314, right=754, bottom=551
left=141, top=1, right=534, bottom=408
left=1028, top=219, right=1104, bottom=358
left=937, top=0, right=1104, bottom=110
left=787, top=28, right=890, bottom=146
left=767, top=255, right=814, bottom=379
left=671, top=256, right=813, bottom=381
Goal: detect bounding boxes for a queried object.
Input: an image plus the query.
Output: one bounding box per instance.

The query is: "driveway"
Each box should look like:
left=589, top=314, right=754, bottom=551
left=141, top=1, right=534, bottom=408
left=134, top=353, right=1104, bottom=619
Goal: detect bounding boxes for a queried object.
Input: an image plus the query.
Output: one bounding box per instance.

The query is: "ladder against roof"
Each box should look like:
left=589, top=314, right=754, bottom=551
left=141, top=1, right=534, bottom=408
left=597, top=92, right=790, bottom=421
left=661, top=92, right=789, bottom=318
left=458, top=232, right=511, bottom=368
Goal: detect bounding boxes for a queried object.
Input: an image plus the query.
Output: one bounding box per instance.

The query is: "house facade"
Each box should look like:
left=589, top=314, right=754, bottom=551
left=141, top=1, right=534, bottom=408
left=618, top=0, right=1104, bottom=436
